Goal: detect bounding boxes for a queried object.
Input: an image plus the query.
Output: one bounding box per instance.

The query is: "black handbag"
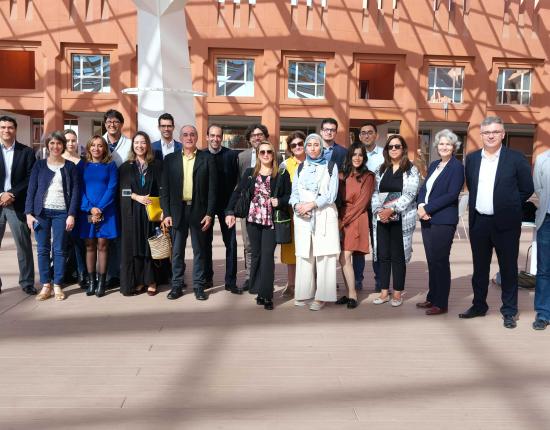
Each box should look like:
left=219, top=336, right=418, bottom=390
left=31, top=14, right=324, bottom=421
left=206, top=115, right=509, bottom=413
left=273, top=169, right=291, bottom=244
left=233, top=176, right=252, bottom=218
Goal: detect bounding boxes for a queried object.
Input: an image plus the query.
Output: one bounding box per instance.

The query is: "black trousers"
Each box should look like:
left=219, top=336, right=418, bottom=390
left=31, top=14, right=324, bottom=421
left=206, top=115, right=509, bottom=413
left=171, top=205, right=209, bottom=290
left=377, top=220, right=405, bottom=291
left=470, top=213, right=520, bottom=316
left=204, top=210, right=238, bottom=287
left=421, top=222, right=457, bottom=309
left=247, top=222, right=276, bottom=300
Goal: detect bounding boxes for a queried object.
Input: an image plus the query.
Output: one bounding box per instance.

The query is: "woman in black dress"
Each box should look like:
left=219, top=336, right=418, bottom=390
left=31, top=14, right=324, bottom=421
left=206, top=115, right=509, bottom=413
left=119, top=131, right=163, bottom=296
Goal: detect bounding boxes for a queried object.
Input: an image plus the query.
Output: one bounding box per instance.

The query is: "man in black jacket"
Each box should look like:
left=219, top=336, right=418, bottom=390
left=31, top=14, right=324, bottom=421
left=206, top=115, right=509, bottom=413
left=161, top=125, right=217, bottom=300
left=0, top=115, right=36, bottom=294
left=203, top=124, right=241, bottom=294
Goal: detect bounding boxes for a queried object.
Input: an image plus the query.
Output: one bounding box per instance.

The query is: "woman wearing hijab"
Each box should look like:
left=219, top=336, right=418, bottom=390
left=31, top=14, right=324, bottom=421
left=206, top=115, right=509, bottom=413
left=289, top=133, right=339, bottom=311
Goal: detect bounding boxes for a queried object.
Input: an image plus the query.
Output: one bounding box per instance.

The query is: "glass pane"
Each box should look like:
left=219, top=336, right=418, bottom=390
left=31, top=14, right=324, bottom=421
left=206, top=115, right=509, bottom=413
left=496, top=90, right=504, bottom=104
left=226, top=82, right=244, bottom=95
left=288, top=84, right=297, bottom=98
left=73, top=80, right=81, bottom=91
left=317, top=62, right=325, bottom=84
left=522, top=70, right=531, bottom=90
left=81, top=78, right=102, bottom=92
left=317, top=84, right=325, bottom=98
left=521, top=91, right=530, bottom=105
left=288, top=61, right=296, bottom=83
left=452, top=67, right=464, bottom=88
left=453, top=90, right=462, bottom=103
left=102, top=56, right=110, bottom=78
left=216, top=82, right=225, bottom=96
left=226, top=59, right=245, bottom=81
left=297, top=63, right=316, bottom=84
left=428, top=88, right=435, bottom=102
left=246, top=60, right=254, bottom=81
left=72, top=55, right=81, bottom=77
left=216, top=60, right=225, bottom=79
left=428, top=67, right=435, bottom=87
left=435, top=68, right=453, bottom=88
left=505, top=70, right=522, bottom=90
left=102, top=77, right=110, bottom=93
left=497, top=70, right=504, bottom=90
left=296, top=84, right=316, bottom=98
left=81, top=55, right=102, bottom=77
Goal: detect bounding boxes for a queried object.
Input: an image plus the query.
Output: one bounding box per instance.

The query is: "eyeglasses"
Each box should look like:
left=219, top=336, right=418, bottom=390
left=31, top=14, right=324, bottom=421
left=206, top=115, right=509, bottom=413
left=321, top=128, right=337, bottom=134
left=360, top=130, right=376, bottom=136
left=259, top=149, right=273, bottom=156
left=105, top=120, right=121, bottom=126
left=290, top=141, right=304, bottom=149
left=480, top=130, right=504, bottom=136
left=250, top=132, right=265, bottom=138
left=387, top=144, right=402, bottom=150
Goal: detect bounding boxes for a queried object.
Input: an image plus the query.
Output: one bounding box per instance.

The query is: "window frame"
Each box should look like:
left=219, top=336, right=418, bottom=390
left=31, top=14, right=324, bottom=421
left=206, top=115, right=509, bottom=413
left=215, top=58, right=255, bottom=97
left=496, top=68, right=532, bottom=106
left=427, top=65, right=465, bottom=104
left=287, top=60, right=326, bottom=100
left=71, top=53, right=111, bottom=93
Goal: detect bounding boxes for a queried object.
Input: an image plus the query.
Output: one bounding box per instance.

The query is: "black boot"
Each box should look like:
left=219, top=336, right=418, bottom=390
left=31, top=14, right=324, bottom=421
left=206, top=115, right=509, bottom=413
left=96, top=274, right=107, bottom=298
left=86, top=272, right=97, bottom=296
left=78, top=272, right=88, bottom=290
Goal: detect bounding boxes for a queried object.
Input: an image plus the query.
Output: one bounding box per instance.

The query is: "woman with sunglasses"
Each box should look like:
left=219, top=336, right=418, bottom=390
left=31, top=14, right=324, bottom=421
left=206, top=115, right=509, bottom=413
left=336, top=142, right=375, bottom=309
left=226, top=141, right=291, bottom=310
left=290, top=133, right=340, bottom=311
left=279, top=131, right=307, bottom=297
left=371, top=135, right=420, bottom=307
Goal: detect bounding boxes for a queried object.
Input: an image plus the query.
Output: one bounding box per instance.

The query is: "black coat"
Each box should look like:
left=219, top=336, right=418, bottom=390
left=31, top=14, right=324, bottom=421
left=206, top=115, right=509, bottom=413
left=226, top=167, right=292, bottom=216
left=0, top=141, right=36, bottom=214
left=205, top=147, right=239, bottom=213
left=160, top=150, right=217, bottom=228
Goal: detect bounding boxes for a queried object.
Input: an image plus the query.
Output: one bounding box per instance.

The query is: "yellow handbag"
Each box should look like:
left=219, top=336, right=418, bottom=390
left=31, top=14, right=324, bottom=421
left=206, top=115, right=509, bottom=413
left=145, top=197, right=162, bottom=222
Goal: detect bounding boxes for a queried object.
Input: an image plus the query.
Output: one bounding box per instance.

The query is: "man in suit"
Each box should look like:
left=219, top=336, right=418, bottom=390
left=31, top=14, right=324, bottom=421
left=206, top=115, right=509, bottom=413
left=203, top=124, right=241, bottom=294
left=460, top=116, right=534, bottom=328
left=151, top=113, right=182, bottom=161
left=0, top=115, right=36, bottom=295
left=161, top=125, right=217, bottom=301
left=237, top=123, right=269, bottom=291
left=319, top=118, right=347, bottom=171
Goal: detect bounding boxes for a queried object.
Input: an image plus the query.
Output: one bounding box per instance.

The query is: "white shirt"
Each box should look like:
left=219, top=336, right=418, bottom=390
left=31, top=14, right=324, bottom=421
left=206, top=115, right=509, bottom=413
left=475, top=147, right=502, bottom=215
left=366, top=145, right=384, bottom=173
left=161, top=139, right=175, bottom=158
left=423, top=161, right=447, bottom=204
left=44, top=164, right=66, bottom=211
left=250, top=149, right=256, bottom=168
left=1, top=142, right=15, bottom=192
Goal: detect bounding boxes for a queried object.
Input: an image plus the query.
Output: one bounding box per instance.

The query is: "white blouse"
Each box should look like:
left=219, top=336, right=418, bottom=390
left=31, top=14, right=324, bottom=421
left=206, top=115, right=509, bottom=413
left=44, top=164, right=66, bottom=211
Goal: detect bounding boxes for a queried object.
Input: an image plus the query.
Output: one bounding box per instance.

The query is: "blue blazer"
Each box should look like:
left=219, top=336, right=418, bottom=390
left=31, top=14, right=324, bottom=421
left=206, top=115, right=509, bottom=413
left=329, top=142, right=347, bottom=171
left=465, top=146, right=534, bottom=231
left=417, top=156, right=465, bottom=225
left=24, top=159, right=80, bottom=217
left=152, top=140, right=182, bottom=161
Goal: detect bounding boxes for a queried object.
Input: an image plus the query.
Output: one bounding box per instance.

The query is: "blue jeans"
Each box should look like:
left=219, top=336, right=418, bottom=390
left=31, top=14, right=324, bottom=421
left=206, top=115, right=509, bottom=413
left=535, top=214, right=550, bottom=321
left=34, top=209, right=68, bottom=285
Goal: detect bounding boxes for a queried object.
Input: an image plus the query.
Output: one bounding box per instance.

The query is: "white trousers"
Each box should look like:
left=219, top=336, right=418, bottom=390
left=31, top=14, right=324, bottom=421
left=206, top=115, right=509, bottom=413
left=295, top=247, right=337, bottom=302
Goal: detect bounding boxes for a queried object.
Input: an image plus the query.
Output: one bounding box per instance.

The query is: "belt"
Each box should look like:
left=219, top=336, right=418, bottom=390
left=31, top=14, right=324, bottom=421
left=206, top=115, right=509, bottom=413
left=475, top=210, right=494, bottom=217
left=183, top=200, right=192, bottom=206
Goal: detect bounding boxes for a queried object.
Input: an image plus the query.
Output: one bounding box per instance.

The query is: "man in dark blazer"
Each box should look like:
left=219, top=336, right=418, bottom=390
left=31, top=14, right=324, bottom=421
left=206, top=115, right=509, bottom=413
left=151, top=112, right=182, bottom=161
left=203, top=124, right=240, bottom=294
left=0, top=115, right=36, bottom=294
left=161, top=125, right=217, bottom=300
left=319, top=118, right=347, bottom=171
left=460, top=116, right=534, bottom=328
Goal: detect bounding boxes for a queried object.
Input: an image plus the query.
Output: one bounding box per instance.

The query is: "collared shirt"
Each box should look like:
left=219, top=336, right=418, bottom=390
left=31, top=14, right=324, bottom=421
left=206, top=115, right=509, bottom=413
left=366, top=145, right=384, bottom=173
left=107, top=136, right=119, bottom=154
left=182, top=150, right=197, bottom=201
left=161, top=139, right=175, bottom=159
left=423, top=161, right=447, bottom=204
left=250, top=149, right=256, bottom=168
left=323, top=142, right=335, bottom=163
left=475, top=146, right=502, bottom=215
left=1, top=141, right=15, bottom=192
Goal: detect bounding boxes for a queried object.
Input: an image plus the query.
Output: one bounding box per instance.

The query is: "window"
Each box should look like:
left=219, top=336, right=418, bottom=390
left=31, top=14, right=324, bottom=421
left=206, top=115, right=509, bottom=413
left=428, top=66, right=464, bottom=103
left=358, top=63, right=395, bottom=100
left=497, top=68, right=531, bottom=105
left=288, top=61, right=325, bottom=99
left=216, top=59, right=254, bottom=97
left=72, top=54, right=110, bottom=93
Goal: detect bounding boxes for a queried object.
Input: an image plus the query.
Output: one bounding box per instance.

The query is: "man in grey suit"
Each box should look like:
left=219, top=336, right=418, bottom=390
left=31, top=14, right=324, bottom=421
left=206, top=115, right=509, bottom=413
left=0, top=115, right=36, bottom=295
left=237, top=123, right=269, bottom=291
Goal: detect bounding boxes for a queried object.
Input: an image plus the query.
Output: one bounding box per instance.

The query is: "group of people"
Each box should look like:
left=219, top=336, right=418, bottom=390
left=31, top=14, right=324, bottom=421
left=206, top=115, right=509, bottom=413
left=0, top=112, right=549, bottom=330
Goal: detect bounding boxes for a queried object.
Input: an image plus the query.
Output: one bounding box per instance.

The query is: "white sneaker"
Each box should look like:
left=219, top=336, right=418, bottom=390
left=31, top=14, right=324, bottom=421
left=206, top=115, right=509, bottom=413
left=294, top=300, right=307, bottom=307
left=373, top=296, right=390, bottom=305
left=391, top=292, right=406, bottom=307
left=309, top=301, right=325, bottom=311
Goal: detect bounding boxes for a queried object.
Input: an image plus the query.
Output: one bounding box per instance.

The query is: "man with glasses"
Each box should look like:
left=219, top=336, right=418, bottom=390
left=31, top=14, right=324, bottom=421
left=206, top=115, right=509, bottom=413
left=237, top=123, right=270, bottom=292
left=460, top=116, right=533, bottom=328
left=161, top=125, right=217, bottom=301
left=152, top=113, right=182, bottom=160
left=102, top=109, right=131, bottom=167
left=319, top=118, right=347, bottom=170
left=203, top=124, right=240, bottom=294
left=354, top=122, right=385, bottom=291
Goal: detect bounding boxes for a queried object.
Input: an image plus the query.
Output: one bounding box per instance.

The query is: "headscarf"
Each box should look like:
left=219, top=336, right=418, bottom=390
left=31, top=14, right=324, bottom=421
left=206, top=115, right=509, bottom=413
left=304, top=133, right=327, bottom=166
left=301, top=133, right=328, bottom=193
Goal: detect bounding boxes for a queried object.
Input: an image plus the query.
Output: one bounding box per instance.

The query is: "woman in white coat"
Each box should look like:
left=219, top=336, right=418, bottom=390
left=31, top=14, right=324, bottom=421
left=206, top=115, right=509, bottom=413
left=289, top=133, right=339, bottom=311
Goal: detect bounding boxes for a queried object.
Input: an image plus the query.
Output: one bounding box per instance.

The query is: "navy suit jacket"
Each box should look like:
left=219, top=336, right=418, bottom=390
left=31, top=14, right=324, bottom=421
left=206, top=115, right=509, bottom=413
left=465, top=146, right=533, bottom=231
left=417, top=156, right=465, bottom=225
left=327, top=142, right=347, bottom=171
left=0, top=141, right=36, bottom=213
left=152, top=140, right=182, bottom=161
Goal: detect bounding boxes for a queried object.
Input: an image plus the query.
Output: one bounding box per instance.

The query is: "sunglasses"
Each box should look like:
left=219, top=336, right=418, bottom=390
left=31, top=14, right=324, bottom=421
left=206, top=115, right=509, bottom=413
left=259, top=149, right=273, bottom=155
left=290, top=141, right=304, bottom=149
left=388, top=144, right=402, bottom=150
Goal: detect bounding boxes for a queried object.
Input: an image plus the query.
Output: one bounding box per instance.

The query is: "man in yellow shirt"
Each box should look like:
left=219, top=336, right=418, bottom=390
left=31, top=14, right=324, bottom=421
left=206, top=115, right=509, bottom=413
left=161, top=125, right=217, bottom=301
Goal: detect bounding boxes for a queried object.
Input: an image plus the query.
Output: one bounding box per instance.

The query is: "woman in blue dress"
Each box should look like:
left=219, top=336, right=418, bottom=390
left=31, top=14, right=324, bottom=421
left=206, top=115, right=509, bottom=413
left=77, top=135, right=119, bottom=297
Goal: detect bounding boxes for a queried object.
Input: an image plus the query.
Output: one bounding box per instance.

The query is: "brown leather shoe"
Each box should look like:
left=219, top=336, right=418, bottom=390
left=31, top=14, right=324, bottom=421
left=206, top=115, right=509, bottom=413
left=426, top=306, right=448, bottom=315
left=416, top=301, right=432, bottom=309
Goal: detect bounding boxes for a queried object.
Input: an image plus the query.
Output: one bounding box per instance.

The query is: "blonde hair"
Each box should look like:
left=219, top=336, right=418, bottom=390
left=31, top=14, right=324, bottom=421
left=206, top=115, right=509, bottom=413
left=252, top=141, right=278, bottom=179
left=127, top=131, right=155, bottom=163
left=85, top=135, right=112, bottom=163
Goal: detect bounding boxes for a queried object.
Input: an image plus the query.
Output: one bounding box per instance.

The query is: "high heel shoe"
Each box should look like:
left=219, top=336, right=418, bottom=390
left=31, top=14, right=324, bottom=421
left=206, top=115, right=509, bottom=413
left=36, top=284, right=53, bottom=301
left=347, top=298, right=358, bottom=309
left=96, top=274, right=107, bottom=297
left=53, top=285, right=65, bottom=301
left=264, top=300, right=274, bottom=310
left=147, top=285, right=158, bottom=296
left=86, top=273, right=97, bottom=296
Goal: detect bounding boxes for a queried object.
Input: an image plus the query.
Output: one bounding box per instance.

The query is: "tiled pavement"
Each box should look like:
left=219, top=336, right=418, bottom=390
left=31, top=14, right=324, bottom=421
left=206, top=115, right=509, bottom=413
left=0, top=221, right=548, bottom=430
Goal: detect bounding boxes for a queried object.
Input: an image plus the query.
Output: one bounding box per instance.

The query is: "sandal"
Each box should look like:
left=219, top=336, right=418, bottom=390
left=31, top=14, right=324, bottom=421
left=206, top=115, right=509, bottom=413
left=53, top=285, right=65, bottom=301
left=147, top=285, right=158, bottom=296
left=390, top=291, right=406, bottom=307
left=282, top=284, right=295, bottom=297
left=36, top=284, right=53, bottom=301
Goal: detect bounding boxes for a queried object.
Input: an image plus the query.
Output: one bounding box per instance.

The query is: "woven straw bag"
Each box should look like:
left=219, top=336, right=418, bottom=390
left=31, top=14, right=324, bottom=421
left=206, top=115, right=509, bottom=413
left=148, top=225, right=172, bottom=260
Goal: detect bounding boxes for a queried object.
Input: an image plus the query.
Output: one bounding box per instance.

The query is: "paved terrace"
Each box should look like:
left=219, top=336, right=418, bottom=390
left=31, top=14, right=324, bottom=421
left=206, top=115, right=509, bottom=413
left=0, top=221, right=548, bottom=430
